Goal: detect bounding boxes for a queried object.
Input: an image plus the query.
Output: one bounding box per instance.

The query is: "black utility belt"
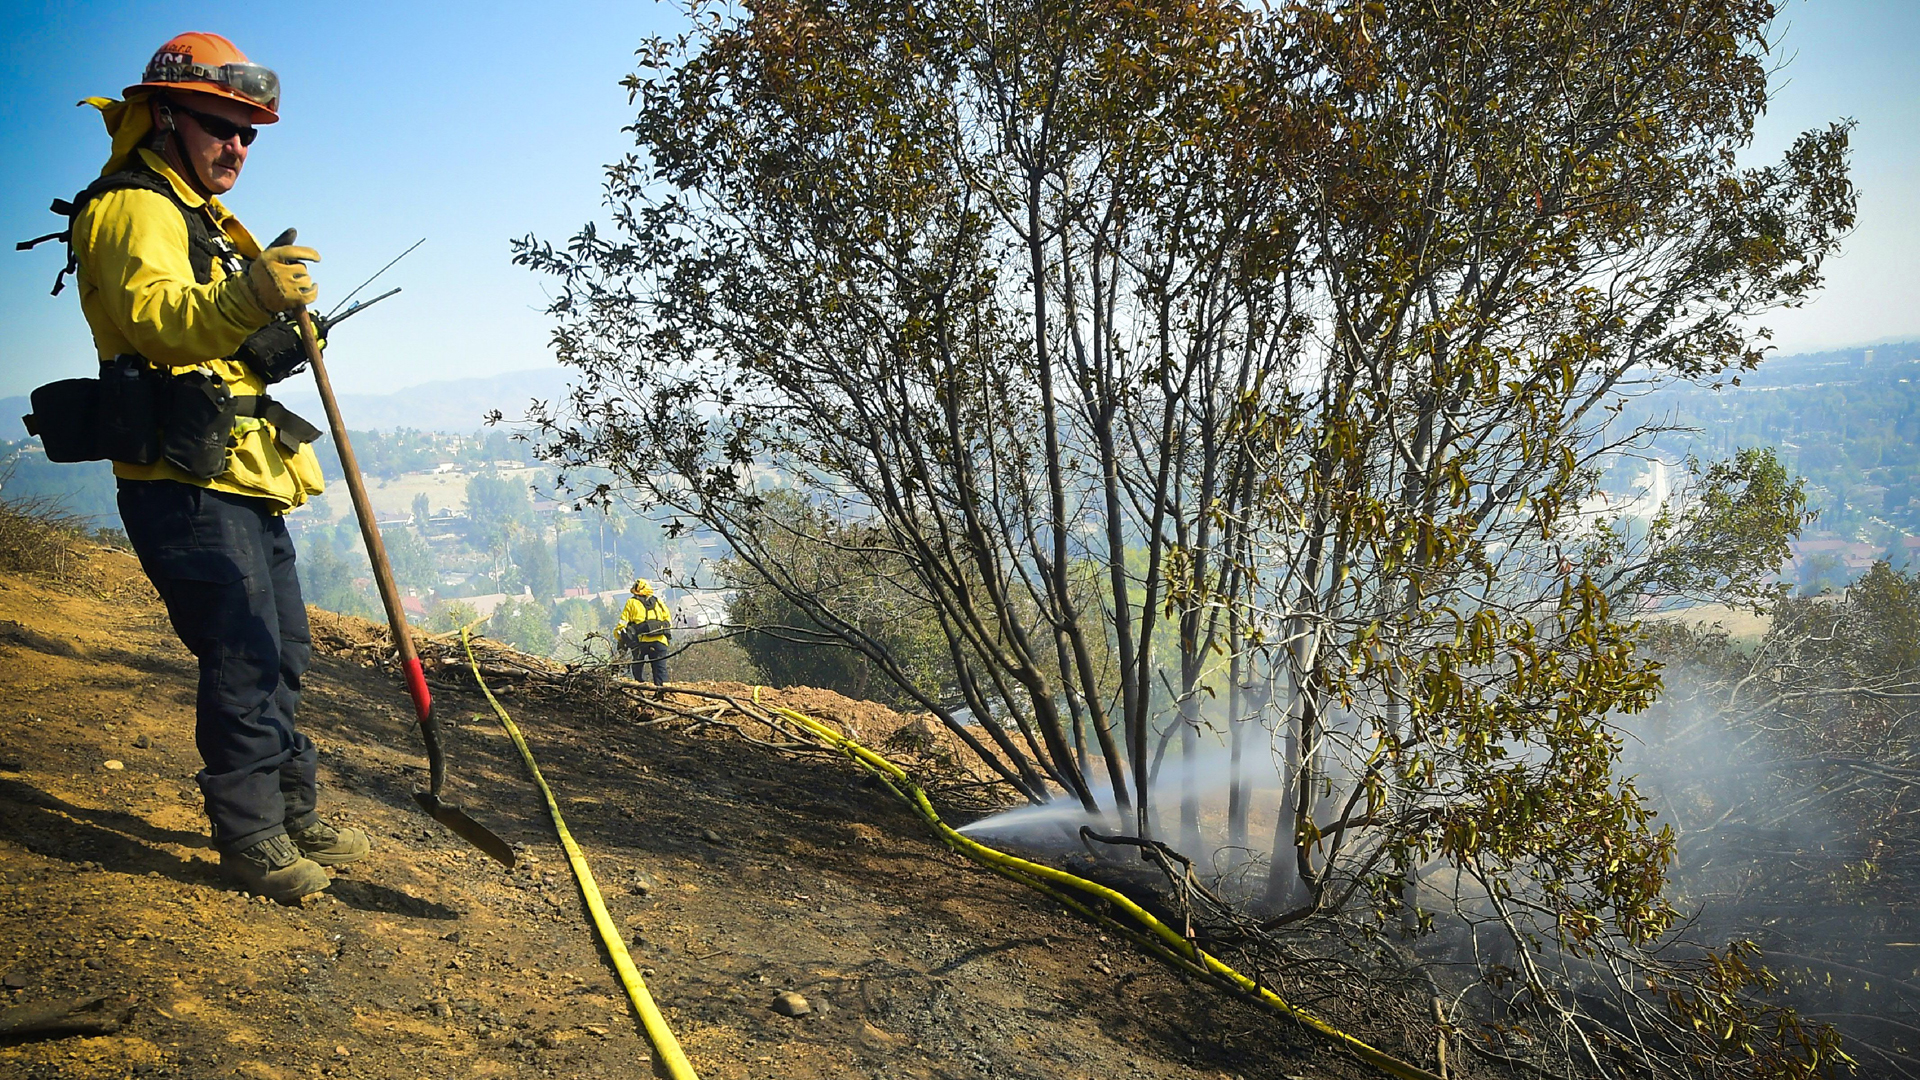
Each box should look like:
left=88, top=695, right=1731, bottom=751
left=21, top=355, right=323, bottom=481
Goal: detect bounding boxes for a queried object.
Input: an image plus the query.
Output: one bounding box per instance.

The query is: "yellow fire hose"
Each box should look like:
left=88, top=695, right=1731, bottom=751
left=458, top=623, right=1440, bottom=1080
left=460, top=628, right=700, bottom=1080
left=752, top=692, right=1446, bottom=1080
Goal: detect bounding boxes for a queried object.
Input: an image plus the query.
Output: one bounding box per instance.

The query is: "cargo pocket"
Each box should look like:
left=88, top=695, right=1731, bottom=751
left=150, top=547, right=247, bottom=586
left=146, top=546, right=252, bottom=659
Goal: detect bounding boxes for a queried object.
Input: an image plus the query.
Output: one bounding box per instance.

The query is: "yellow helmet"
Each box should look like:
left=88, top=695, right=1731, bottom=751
left=631, top=578, right=652, bottom=596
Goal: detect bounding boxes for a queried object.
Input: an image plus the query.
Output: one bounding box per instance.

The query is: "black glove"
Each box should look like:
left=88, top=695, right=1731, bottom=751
left=234, top=310, right=328, bottom=385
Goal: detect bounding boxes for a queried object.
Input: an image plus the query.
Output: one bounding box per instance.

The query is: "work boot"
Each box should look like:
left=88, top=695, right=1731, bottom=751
left=221, top=834, right=329, bottom=902
left=287, top=813, right=370, bottom=867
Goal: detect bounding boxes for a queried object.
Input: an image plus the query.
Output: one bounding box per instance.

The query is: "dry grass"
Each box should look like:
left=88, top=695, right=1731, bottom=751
left=0, top=494, right=96, bottom=581
left=296, top=464, right=549, bottom=523
left=1641, top=601, right=1773, bottom=644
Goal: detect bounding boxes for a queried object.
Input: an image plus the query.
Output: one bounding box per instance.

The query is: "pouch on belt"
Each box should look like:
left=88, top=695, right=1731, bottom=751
left=96, top=355, right=164, bottom=465
left=162, top=370, right=237, bottom=481
left=23, top=378, right=101, bottom=463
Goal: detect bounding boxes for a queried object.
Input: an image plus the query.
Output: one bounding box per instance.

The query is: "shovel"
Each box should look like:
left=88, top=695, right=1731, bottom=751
left=286, top=259, right=515, bottom=868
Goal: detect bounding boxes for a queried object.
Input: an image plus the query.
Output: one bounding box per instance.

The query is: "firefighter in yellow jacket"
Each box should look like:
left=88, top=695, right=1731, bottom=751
left=48, top=33, right=367, bottom=902
left=617, top=579, right=673, bottom=685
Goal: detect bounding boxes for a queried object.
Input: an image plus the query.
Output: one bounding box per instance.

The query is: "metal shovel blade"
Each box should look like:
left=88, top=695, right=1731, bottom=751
left=415, top=791, right=516, bottom=868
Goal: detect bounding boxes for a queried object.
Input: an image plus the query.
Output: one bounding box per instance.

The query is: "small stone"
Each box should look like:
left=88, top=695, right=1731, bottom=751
left=334, top=1045, right=351, bottom=1058
left=701, top=829, right=722, bottom=844
left=84, top=957, right=105, bottom=971
left=431, top=1002, right=453, bottom=1019
left=537, top=1031, right=561, bottom=1049
left=134, top=734, right=151, bottom=749
left=3, top=971, right=28, bottom=990
left=772, top=991, right=811, bottom=1017
left=103, top=760, right=125, bottom=771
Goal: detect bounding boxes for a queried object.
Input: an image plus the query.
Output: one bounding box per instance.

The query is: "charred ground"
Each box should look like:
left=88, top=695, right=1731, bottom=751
left=0, top=540, right=1427, bottom=1080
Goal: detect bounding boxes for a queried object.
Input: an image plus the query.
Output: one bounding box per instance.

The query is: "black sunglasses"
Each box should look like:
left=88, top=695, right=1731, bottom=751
left=168, top=102, right=259, bottom=147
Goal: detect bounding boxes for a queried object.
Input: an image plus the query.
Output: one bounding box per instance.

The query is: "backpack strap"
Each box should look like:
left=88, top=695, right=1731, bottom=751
left=16, top=196, right=83, bottom=296
left=17, top=163, right=237, bottom=295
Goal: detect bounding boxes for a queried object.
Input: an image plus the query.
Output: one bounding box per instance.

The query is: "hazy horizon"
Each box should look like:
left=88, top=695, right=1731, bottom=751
left=2, top=0, right=1917, bottom=400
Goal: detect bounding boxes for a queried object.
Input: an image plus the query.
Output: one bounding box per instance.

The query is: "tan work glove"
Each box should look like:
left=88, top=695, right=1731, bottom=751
left=247, top=242, right=321, bottom=313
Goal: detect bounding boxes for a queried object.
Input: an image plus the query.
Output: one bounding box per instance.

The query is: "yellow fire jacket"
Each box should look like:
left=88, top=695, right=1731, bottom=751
left=617, top=594, right=673, bottom=644
left=70, top=97, right=325, bottom=511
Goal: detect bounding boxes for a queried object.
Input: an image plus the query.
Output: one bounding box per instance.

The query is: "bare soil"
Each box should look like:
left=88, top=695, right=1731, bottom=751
left=0, top=545, right=1385, bottom=1080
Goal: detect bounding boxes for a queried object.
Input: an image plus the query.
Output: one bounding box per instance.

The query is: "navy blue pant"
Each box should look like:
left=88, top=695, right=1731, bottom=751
left=118, top=479, right=316, bottom=852
left=630, top=639, right=669, bottom=685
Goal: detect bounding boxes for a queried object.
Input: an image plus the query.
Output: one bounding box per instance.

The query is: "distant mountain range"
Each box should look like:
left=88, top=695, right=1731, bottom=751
left=273, top=367, right=576, bottom=433
left=7, top=343, right=1917, bottom=446
left=2, top=367, right=575, bottom=441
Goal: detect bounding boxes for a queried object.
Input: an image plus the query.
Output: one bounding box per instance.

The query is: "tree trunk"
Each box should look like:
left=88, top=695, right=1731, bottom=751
left=1226, top=660, right=1247, bottom=858
left=1262, top=669, right=1304, bottom=911
left=1180, top=696, right=1203, bottom=858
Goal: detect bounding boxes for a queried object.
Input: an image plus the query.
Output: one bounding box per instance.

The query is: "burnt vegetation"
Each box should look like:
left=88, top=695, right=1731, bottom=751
left=1644, top=565, right=1920, bottom=1077
left=510, top=0, right=1869, bottom=1076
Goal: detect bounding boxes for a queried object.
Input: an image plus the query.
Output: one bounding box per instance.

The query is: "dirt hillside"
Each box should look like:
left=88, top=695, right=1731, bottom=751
left=0, top=542, right=1381, bottom=1080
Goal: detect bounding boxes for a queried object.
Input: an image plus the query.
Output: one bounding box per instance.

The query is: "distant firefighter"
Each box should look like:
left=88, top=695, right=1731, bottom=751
left=617, top=579, right=673, bottom=685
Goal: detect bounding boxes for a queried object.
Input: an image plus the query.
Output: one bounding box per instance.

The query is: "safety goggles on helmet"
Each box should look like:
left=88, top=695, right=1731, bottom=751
left=141, top=57, right=281, bottom=113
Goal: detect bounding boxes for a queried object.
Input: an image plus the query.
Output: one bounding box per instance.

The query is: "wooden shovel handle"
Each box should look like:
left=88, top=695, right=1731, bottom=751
left=295, top=308, right=432, bottom=726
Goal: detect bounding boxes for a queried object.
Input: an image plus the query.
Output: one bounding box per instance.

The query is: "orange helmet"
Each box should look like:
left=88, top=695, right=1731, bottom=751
left=125, top=32, right=280, bottom=123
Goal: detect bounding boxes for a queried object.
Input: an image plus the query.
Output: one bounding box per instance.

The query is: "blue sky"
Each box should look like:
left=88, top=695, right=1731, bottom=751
left=0, top=1, right=688, bottom=399
left=1747, top=0, right=1920, bottom=356
left=1, top=0, right=1914, bottom=401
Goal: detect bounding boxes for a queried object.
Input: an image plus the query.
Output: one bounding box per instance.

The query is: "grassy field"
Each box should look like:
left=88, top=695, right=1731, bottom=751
left=290, top=465, right=550, bottom=524
left=1641, top=602, right=1772, bottom=644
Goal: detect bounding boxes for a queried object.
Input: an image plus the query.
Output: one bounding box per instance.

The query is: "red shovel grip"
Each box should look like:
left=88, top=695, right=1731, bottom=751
left=403, top=656, right=433, bottom=725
